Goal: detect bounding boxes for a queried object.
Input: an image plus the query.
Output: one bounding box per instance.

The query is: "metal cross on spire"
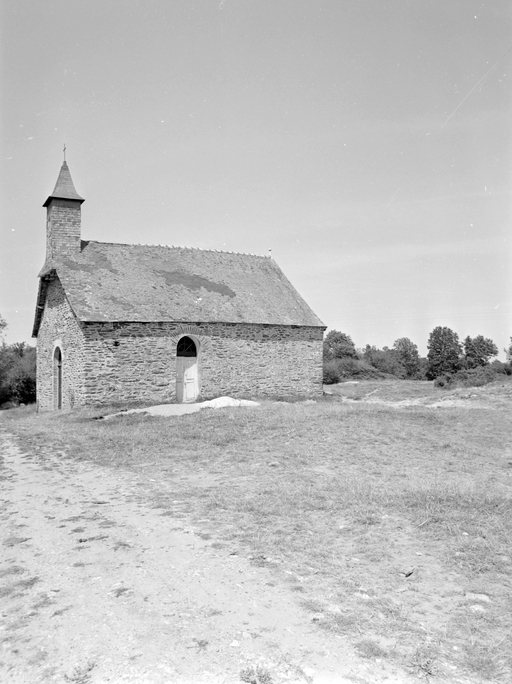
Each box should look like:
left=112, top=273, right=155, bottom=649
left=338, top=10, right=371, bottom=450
left=63, top=143, right=66, bottom=162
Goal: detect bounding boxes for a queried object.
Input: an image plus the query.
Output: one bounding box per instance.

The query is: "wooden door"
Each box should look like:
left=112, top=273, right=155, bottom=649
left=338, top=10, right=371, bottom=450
left=176, top=336, right=198, bottom=403
left=183, top=357, right=198, bottom=402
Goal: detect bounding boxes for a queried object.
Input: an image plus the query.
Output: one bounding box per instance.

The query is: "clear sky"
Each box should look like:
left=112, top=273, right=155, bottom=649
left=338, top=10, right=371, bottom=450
left=1, top=0, right=511, bottom=357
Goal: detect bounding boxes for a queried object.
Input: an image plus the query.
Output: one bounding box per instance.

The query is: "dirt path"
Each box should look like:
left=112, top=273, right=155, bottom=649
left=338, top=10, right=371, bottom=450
left=0, top=431, right=415, bottom=684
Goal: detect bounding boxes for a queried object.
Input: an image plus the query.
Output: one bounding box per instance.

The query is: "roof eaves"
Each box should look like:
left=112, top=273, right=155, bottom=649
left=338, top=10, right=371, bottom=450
left=78, top=316, right=326, bottom=328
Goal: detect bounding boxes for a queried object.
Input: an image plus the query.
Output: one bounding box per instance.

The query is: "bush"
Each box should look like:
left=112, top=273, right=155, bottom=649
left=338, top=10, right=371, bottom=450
left=490, top=360, right=512, bottom=376
left=322, top=357, right=386, bottom=383
left=366, top=349, right=406, bottom=377
left=452, top=369, right=469, bottom=383
left=338, top=357, right=386, bottom=379
left=336, top=357, right=361, bottom=377
left=461, top=367, right=497, bottom=387
left=434, top=367, right=497, bottom=389
left=434, top=374, right=452, bottom=388
left=323, top=359, right=341, bottom=384
left=322, top=330, right=386, bottom=383
left=362, top=345, right=411, bottom=378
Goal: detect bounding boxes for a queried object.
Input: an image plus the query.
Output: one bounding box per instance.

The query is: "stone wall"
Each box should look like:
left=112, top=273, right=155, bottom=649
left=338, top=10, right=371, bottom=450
left=81, top=321, right=324, bottom=405
left=46, top=199, right=81, bottom=260
left=36, top=277, right=86, bottom=410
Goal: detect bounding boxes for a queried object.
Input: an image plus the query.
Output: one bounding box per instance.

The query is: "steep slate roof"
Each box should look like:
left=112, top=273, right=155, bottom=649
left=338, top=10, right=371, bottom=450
left=43, top=161, right=84, bottom=207
left=33, top=241, right=324, bottom=335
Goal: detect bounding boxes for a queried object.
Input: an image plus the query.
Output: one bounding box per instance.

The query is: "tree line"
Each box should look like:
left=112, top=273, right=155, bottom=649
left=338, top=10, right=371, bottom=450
left=0, top=315, right=36, bottom=407
left=1, top=312, right=511, bottom=407
left=324, top=327, right=512, bottom=387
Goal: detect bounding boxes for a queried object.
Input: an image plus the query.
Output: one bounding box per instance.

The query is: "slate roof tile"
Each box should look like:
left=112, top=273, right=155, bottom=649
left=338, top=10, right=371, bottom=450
left=34, top=241, right=324, bottom=334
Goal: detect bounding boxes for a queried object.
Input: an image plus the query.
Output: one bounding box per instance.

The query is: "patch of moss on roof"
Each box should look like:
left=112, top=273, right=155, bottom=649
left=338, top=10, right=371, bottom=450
left=154, top=269, right=235, bottom=298
left=62, top=252, right=118, bottom=275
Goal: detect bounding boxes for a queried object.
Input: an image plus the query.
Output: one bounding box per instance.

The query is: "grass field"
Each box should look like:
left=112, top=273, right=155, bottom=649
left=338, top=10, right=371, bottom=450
left=3, top=379, right=512, bottom=681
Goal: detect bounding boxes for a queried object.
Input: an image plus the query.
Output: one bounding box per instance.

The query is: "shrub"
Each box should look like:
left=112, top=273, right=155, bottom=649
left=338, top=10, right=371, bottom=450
left=322, top=357, right=385, bottom=384
left=434, top=367, right=497, bottom=389
left=462, top=367, right=496, bottom=387
left=323, top=359, right=341, bottom=384
left=434, top=374, right=451, bottom=388
left=336, top=357, right=361, bottom=377
left=490, top=360, right=512, bottom=376
left=366, top=349, right=406, bottom=377
left=452, top=369, right=469, bottom=383
left=362, top=345, right=410, bottom=378
left=338, top=358, right=385, bottom=379
left=322, top=331, right=389, bottom=383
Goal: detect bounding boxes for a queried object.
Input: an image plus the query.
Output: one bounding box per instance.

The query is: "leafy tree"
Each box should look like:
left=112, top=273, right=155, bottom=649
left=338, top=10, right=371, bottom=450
left=7, top=346, right=36, bottom=403
left=393, top=337, right=420, bottom=377
left=426, top=326, right=462, bottom=380
left=463, top=335, right=498, bottom=368
left=505, top=338, right=512, bottom=363
left=0, top=314, right=6, bottom=341
left=363, top=344, right=406, bottom=377
left=323, top=330, right=357, bottom=360
left=0, top=347, right=12, bottom=404
left=417, top=356, right=429, bottom=379
left=0, top=341, right=36, bottom=405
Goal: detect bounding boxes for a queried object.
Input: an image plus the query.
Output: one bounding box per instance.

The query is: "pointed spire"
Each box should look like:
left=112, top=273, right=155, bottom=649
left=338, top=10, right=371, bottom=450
left=43, top=161, right=84, bottom=207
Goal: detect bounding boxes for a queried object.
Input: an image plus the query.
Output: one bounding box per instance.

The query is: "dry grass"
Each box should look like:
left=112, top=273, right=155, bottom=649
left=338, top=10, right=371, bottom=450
left=3, top=380, right=512, bottom=681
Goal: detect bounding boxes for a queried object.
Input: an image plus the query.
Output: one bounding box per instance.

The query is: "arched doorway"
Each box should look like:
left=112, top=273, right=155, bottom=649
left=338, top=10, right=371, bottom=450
left=176, top=336, right=199, bottom=403
left=53, top=347, right=62, bottom=410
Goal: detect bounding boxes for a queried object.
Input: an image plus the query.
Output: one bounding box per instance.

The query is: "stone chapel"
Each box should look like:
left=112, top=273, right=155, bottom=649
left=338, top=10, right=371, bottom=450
left=32, top=161, right=325, bottom=410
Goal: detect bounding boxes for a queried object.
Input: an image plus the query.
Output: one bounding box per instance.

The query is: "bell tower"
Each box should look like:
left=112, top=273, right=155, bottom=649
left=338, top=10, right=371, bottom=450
left=43, top=155, right=84, bottom=261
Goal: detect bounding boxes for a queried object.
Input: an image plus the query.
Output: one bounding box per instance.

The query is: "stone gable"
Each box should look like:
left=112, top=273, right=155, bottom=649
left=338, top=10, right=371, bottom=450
left=36, top=277, right=86, bottom=410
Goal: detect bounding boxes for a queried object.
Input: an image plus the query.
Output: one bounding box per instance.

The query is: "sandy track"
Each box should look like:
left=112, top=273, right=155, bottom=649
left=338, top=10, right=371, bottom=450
left=0, top=430, right=413, bottom=684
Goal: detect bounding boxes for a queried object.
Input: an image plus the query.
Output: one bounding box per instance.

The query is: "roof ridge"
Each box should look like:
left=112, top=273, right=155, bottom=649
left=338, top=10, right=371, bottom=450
left=84, top=240, right=270, bottom=259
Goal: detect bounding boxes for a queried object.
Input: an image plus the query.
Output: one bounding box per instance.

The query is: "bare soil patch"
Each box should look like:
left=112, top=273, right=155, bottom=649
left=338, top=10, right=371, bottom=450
left=2, top=378, right=512, bottom=682
left=1, top=432, right=371, bottom=684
